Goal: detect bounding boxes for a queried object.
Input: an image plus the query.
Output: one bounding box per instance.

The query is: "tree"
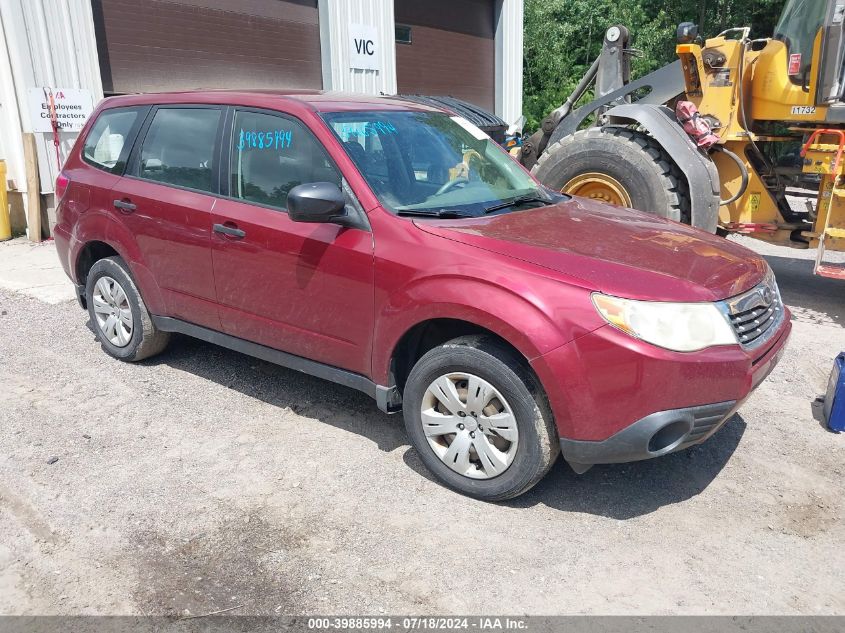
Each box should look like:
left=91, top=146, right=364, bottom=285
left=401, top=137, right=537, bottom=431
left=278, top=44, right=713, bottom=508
left=523, top=0, right=785, bottom=132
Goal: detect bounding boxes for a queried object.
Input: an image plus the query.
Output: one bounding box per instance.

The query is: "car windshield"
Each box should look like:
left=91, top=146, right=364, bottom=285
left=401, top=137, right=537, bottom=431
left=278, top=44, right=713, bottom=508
left=321, top=110, right=555, bottom=216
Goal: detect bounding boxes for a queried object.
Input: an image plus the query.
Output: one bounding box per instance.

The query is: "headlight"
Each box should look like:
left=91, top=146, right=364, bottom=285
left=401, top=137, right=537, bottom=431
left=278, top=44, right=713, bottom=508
left=592, top=293, right=738, bottom=352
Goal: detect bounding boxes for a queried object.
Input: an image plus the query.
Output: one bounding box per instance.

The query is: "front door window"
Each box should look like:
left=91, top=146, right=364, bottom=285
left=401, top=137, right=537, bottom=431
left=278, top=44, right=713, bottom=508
left=230, top=110, right=341, bottom=211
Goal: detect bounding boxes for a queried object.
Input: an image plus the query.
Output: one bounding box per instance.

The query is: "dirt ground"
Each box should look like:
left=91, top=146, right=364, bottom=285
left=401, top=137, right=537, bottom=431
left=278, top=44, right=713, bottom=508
left=0, top=235, right=843, bottom=616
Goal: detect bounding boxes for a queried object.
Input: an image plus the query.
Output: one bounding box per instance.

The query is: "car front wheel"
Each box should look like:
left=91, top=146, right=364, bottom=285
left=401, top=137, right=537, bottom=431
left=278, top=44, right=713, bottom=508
left=403, top=335, right=559, bottom=501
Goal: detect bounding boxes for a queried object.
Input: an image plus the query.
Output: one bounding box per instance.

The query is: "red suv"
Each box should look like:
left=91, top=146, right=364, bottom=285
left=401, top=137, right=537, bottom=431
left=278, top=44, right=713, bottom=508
left=54, top=91, right=790, bottom=500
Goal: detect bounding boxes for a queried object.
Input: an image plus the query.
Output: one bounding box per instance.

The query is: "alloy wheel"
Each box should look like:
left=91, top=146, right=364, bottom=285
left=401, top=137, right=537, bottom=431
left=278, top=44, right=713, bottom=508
left=420, top=372, right=519, bottom=479
left=92, top=276, right=133, bottom=347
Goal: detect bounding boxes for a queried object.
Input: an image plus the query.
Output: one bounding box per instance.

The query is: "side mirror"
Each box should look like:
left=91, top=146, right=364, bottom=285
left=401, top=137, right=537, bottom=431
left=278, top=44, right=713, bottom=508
left=287, top=182, right=345, bottom=224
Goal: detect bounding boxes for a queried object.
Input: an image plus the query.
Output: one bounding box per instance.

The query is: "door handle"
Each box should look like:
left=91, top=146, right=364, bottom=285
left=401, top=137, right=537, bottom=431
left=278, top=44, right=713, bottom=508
left=113, top=199, right=136, bottom=212
left=213, top=223, right=246, bottom=239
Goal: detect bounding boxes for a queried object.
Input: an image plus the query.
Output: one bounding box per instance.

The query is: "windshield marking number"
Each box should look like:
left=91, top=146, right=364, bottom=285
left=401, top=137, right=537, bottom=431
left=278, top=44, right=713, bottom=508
left=337, top=121, right=397, bottom=141
left=237, top=128, right=293, bottom=151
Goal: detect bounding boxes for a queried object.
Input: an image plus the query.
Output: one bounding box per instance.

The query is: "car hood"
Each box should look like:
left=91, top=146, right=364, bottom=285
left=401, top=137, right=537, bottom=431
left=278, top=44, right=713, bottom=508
left=413, top=197, right=767, bottom=302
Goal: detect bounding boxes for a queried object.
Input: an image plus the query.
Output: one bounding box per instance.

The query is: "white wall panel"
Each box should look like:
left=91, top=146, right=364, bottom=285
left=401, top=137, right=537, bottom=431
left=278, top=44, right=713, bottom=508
left=318, top=0, right=397, bottom=96
left=495, top=0, right=524, bottom=131
left=0, top=0, right=103, bottom=197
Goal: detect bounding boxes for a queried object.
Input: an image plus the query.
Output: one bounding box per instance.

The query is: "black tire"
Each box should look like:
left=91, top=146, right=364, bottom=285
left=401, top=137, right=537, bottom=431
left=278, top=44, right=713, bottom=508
left=403, top=335, right=559, bottom=501
left=85, top=256, right=170, bottom=362
left=532, top=126, right=691, bottom=223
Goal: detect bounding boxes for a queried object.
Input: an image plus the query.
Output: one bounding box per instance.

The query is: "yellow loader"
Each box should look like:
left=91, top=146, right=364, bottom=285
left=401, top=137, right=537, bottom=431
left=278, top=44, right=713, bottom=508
left=520, top=0, right=845, bottom=278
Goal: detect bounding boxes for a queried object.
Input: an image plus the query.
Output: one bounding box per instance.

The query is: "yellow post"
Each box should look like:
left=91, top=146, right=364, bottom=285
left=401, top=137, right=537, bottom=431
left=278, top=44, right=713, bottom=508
left=0, top=160, right=11, bottom=241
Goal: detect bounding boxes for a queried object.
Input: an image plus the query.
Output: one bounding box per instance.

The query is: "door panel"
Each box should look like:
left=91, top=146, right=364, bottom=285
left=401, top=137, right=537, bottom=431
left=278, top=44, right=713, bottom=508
left=817, top=1, right=845, bottom=103
left=211, top=109, right=375, bottom=375
left=109, top=105, right=223, bottom=329
left=109, top=178, right=220, bottom=328
left=211, top=200, right=374, bottom=373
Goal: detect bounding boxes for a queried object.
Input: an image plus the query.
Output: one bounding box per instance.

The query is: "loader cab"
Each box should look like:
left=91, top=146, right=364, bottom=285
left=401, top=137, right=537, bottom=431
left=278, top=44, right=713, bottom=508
left=752, top=0, right=845, bottom=122
left=774, top=0, right=830, bottom=91
left=776, top=0, right=845, bottom=106
left=812, top=0, right=845, bottom=106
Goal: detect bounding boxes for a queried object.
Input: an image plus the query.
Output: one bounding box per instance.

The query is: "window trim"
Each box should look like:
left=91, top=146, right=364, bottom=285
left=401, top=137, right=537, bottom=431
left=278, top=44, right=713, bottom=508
left=220, top=106, right=345, bottom=215
left=81, top=105, right=150, bottom=175
left=124, top=103, right=226, bottom=197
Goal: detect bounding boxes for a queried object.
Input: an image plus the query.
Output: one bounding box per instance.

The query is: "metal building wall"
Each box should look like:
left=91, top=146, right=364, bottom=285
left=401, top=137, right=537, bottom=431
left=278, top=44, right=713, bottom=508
left=318, top=0, right=397, bottom=96
left=318, top=0, right=522, bottom=131
left=0, top=0, right=103, bottom=233
left=495, top=0, right=523, bottom=131
left=395, top=0, right=497, bottom=112
left=92, top=0, right=323, bottom=94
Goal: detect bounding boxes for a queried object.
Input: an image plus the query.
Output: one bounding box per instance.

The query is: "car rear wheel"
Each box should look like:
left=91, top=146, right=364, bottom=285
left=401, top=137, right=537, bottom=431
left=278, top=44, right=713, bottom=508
left=403, top=335, right=559, bottom=501
left=85, top=256, right=169, bottom=362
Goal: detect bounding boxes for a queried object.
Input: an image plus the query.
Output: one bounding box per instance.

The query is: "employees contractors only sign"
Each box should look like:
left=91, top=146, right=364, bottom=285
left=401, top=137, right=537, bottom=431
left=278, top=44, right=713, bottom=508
left=27, top=88, right=94, bottom=133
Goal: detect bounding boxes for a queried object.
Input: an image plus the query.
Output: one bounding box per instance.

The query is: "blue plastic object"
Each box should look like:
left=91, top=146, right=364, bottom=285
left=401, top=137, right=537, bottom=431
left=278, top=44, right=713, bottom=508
left=824, top=353, right=845, bottom=432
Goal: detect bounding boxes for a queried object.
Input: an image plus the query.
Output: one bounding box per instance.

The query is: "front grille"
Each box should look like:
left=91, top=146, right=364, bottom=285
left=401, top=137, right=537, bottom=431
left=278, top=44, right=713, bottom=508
left=730, top=302, right=781, bottom=345
left=721, top=272, right=784, bottom=350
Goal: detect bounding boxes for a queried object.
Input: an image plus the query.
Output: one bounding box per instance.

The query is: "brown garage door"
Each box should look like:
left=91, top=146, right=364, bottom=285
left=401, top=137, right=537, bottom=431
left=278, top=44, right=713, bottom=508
left=92, top=0, right=322, bottom=94
left=395, top=0, right=495, bottom=111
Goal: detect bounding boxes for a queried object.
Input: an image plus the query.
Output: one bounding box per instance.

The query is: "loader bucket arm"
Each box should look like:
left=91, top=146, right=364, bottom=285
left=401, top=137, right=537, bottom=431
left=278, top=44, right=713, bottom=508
left=521, top=60, right=686, bottom=171
left=549, top=61, right=686, bottom=144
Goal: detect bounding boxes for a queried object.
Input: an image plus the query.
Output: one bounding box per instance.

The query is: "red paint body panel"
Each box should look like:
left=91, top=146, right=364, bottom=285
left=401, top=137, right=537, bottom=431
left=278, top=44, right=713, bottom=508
left=367, top=207, right=606, bottom=384
left=531, top=315, right=791, bottom=441
left=108, top=177, right=221, bottom=330
left=210, top=197, right=375, bottom=375
left=54, top=90, right=791, bottom=450
left=416, top=198, right=768, bottom=302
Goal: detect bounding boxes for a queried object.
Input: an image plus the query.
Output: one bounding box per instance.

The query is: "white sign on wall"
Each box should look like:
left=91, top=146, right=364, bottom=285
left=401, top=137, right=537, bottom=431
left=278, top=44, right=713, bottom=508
left=349, top=24, right=380, bottom=71
left=27, top=88, right=94, bottom=133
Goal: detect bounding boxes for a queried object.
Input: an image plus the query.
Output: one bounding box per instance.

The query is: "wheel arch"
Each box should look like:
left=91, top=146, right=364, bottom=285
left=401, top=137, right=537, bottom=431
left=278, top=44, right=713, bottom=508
left=601, top=104, right=721, bottom=232
left=73, top=214, right=166, bottom=315
left=75, top=240, right=121, bottom=289
left=372, top=269, right=592, bottom=389
left=386, top=318, right=533, bottom=400
left=375, top=292, right=571, bottom=412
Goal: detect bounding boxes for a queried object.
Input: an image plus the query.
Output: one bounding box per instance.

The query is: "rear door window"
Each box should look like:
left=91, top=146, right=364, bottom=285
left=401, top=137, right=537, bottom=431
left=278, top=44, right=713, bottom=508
left=229, top=109, right=341, bottom=211
left=136, top=107, right=222, bottom=193
left=82, top=107, right=144, bottom=174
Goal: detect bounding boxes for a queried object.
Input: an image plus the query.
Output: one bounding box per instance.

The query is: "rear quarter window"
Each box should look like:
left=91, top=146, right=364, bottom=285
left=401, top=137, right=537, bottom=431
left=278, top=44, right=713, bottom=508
left=82, top=108, right=143, bottom=174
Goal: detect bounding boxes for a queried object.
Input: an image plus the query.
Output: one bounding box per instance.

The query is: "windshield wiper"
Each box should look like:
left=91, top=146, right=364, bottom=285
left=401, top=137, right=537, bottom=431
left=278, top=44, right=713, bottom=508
left=396, top=208, right=475, bottom=219
left=484, top=194, right=552, bottom=214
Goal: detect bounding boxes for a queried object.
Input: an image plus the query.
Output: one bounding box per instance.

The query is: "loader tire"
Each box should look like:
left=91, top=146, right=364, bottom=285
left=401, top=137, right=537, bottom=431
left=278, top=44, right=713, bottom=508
left=532, top=127, right=691, bottom=224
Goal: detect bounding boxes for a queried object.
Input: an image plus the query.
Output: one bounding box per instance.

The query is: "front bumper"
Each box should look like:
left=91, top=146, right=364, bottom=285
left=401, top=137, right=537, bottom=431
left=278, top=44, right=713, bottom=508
left=531, top=307, right=791, bottom=469
left=560, top=400, right=738, bottom=473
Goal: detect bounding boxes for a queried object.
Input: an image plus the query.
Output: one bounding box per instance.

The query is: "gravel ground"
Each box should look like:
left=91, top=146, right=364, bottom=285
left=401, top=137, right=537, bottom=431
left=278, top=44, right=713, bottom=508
left=0, top=236, right=843, bottom=616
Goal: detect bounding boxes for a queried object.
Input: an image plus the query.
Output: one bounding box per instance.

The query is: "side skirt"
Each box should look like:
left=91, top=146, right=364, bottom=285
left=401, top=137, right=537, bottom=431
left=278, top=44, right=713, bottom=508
left=151, top=316, right=402, bottom=413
